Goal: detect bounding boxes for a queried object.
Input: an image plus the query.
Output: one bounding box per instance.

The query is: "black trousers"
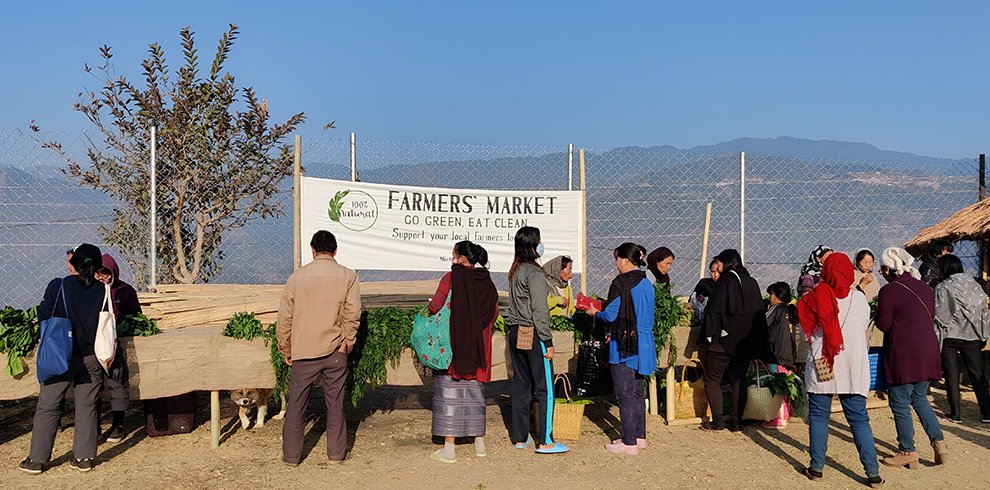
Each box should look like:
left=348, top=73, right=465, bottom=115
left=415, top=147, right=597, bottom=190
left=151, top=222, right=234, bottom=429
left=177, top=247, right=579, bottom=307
left=508, top=325, right=555, bottom=446
left=940, top=338, right=990, bottom=419
left=703, top=346, right=749, bottom=428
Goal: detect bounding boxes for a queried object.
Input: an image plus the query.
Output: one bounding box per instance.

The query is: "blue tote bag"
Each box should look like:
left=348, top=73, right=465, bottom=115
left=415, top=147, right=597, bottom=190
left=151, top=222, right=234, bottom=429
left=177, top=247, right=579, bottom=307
left=410, top=291, right=452, bottom=370
left=37, top=280, right=73, bottom=383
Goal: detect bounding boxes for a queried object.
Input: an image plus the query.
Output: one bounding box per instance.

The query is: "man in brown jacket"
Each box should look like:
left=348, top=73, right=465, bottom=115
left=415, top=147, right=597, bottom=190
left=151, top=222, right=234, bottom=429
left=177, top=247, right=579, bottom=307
left=277, top=230, right=361, bottom=465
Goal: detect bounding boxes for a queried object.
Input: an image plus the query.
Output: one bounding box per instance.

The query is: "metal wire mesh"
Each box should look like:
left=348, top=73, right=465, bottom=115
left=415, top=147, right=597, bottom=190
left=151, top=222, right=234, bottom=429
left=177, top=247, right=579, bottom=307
left=1, top=127, right=983, bottom=309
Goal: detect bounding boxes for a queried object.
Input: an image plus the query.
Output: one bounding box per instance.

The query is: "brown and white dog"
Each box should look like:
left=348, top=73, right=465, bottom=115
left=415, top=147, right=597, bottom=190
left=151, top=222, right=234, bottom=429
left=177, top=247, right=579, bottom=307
left=229, top=389, right=286, bottom=429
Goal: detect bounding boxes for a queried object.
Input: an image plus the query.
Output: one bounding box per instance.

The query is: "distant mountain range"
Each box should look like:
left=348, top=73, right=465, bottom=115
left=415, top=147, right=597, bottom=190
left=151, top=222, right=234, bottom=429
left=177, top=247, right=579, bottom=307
left=1, top=134, right=980, bottom=307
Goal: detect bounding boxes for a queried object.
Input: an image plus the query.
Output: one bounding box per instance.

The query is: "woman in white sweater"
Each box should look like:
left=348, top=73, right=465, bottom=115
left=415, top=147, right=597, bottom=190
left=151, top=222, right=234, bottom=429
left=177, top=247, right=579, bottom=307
left=797, top=253, right=882, bottom=487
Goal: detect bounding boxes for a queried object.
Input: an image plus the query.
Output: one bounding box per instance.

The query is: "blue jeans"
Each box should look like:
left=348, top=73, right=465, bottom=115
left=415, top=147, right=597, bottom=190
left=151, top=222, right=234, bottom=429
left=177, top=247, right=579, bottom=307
left=807, top=393, right=879, bottom=477
left=887, top=381, right=944, bottom=452
left=610, top=363, right=645, bottom=445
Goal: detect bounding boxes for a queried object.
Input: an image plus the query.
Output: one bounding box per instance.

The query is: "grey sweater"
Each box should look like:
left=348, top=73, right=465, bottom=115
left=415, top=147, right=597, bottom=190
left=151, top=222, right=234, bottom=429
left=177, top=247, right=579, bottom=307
left=506, top=262, right=553, bottom=347
left=934, top=273, right=990, bottom=345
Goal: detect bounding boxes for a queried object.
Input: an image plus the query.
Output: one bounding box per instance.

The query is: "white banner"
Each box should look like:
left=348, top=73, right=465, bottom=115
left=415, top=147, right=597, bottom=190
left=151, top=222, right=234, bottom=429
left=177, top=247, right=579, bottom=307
left=300, top=177, right=584, bottom=273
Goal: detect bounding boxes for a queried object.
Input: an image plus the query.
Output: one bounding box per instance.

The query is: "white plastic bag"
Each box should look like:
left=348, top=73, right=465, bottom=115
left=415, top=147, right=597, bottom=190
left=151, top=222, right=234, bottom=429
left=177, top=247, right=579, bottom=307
left=94, top=284, right=117, bottom=373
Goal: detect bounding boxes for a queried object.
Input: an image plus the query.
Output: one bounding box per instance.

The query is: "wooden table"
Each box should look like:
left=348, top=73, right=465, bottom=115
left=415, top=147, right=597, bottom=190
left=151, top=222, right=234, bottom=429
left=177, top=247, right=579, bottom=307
left=0, top=327, right=273, bottom=449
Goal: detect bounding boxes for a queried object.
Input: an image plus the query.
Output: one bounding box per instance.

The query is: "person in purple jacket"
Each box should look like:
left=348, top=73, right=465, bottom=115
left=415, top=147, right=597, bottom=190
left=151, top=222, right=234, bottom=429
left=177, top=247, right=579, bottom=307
left=96, top=254, right=142, bottom=443
left=875, top=247, right=946, bottom=469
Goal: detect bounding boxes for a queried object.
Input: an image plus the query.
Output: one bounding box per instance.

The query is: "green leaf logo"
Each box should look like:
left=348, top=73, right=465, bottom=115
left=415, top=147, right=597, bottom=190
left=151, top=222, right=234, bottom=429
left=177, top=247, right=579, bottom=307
left=327, top=190, right=350, bottom=222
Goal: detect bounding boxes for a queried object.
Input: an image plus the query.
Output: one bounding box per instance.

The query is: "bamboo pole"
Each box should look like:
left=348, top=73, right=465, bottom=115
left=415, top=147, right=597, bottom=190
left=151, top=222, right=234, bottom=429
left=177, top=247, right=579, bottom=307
left=293, top=135, right=302, bottom=271
left=700, top=202, right=712, bottom=280
left=579, top=149, right=588, bottom=294
left=210, top=390, right=220, bottom=448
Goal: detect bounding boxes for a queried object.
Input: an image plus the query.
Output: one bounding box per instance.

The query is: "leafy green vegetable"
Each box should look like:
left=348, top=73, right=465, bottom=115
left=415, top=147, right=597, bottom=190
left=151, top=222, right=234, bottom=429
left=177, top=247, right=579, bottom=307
left=117, top=313, right=161, bottom=337
left=554, top=397, right=592, bottom=405
left=549, top=315, right=574, bottom=332
left=492, top=314, right=506, bottom=334
left=653, top=283, right=684, bottom=370
left=0, top=306, right=39, bottom=377
left=263, top=322, right=291, bottom=401
left=222, top=312, right=265, bottom=340
left=327, top=190, right=350, bottom=222
left=348, top=306, right=421, bottom=406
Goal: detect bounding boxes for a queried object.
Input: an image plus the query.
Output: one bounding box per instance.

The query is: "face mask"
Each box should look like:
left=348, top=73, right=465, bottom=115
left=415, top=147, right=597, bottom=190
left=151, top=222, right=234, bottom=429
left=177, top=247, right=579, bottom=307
left=536, top=243, right=545, bottom=258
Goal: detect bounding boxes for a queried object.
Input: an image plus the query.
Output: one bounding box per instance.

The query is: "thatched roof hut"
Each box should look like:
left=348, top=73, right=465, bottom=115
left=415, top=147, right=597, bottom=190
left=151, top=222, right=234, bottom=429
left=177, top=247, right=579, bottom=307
left=905, top=198, right=990, bottom=256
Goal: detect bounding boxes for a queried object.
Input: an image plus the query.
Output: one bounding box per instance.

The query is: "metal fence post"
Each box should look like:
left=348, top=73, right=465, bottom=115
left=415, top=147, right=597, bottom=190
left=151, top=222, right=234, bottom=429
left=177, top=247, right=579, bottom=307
left=568, top=143, right=574, bottom=191
left=740, top=151, right=746, bottom=263
left=150, top=125, right=157, bottom=289
left=980, top=154, right=987, bottom=285
left=350, top=131, right=357, bottom=182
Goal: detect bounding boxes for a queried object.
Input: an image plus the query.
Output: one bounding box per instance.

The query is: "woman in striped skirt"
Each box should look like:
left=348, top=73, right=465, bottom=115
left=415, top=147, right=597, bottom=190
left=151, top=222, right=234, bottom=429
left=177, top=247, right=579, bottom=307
left=426, top=241, right=498, bottom=463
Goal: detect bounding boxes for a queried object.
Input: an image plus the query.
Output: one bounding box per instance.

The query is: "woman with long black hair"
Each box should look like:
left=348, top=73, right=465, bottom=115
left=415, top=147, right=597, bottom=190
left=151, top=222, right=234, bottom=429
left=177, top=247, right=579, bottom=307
left=505, top=226, right=568, bottom=454
left=586, top=243, right=656, bottom=455
left=426, top=241, right=499, bottom=463
left=700, top=249, right=767, bottom=431
left=20, top=244, right=107, bottom=474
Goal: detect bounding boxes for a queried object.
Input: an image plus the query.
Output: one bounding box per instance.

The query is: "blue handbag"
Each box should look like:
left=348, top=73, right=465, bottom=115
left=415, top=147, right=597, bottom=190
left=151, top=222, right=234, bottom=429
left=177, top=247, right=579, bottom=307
left=410, top=291, right=452, bottom=370
left=37, top=281, right=73, bottom=383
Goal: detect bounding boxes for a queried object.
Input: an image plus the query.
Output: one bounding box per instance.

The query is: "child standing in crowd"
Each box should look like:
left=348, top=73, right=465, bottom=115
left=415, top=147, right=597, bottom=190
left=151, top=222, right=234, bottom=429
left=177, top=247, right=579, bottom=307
left=427, top=241, right=499, bottom=463
left=96, top=254, right=141, bottom=443
left=587, top=243, right=656, bottom=455
left=763, top=282, right=797, bottom=429
left=506, top=227, right=568, bottom=454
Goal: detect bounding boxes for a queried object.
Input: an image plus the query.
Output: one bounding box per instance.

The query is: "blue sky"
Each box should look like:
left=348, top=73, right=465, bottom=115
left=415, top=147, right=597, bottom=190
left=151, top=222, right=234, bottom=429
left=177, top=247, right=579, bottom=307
left=2, top=1, right=987, bottom=158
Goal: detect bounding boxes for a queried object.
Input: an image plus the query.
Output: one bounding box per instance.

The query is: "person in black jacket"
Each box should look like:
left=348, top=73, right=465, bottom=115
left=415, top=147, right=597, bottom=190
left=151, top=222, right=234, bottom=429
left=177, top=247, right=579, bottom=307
left=700, top=249, right=768, bottom=431
left=20, top=244, right=107, bottom=474
left=918, top=240, right=954, bottom=288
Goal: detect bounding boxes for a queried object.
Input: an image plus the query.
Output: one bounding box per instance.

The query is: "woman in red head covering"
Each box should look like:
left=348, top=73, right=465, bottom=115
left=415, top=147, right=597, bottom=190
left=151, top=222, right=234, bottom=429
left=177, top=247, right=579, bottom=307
left=797, top=253, right=882, bottom=487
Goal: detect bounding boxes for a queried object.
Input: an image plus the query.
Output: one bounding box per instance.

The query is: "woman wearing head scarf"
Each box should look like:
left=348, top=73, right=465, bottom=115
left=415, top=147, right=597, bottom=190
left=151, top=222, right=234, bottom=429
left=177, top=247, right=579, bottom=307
left=876, top=247, right=945, bottom=469
left=542, top=255, right=575, bottom=317
left=798, top=245, right=833, bottom=296
left=699, top=249, right=767, bottom=431
left=798, top=253, right=882, bottom=486
left=586, top=243, right=656, bottom=455
left=934, top=254, right=990, bottom=423
left=646, top=247, right=675, bottom=285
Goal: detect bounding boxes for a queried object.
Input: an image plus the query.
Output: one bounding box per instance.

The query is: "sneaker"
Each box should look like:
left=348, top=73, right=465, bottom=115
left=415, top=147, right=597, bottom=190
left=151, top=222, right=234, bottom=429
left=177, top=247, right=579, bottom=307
left=18, top=458, right=44, bottom=474
left=868, top=475, right=884, bottom=487
left=943, top=414, right=962, bottom=423
left=802, top=467, right=823, bottom=481
left=981, top=417, right=990, bottom=424
left=68, top=458, right=94, bottom=472
left=105, top=425, right=125, bottom=443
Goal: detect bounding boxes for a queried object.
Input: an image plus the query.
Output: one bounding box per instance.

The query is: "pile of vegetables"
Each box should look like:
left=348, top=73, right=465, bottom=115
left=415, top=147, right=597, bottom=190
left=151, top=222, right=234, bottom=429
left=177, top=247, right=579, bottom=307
left=117, top=313, right=161, bottom=337
left=221, top=312, right=291, bottom=401
left=0, top=306, right=39, bottom=377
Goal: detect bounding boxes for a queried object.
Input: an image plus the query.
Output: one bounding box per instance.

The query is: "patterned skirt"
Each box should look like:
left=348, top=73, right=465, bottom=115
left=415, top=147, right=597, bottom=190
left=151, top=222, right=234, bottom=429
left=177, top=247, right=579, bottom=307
left=432, top=373, right=486, bottom=437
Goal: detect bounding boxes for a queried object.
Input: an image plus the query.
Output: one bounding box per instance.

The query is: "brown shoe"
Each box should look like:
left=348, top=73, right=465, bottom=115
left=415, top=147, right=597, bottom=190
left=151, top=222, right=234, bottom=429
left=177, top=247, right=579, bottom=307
left=932, top=440, right=948, bottom=465
left=881, top=451, right=919, bottom=469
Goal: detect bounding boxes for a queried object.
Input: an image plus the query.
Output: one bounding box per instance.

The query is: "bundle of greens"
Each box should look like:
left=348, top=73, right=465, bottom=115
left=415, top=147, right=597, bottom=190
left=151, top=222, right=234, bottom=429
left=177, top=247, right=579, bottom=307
left=653, top=283, right=686, bottom=369
left=117, top=313, right=161, bottom=337
left=222, top=312, right=265, bottom=340
left=0, top=306, right=39, bottom=377
left=263, top=323, right=290, bottom=401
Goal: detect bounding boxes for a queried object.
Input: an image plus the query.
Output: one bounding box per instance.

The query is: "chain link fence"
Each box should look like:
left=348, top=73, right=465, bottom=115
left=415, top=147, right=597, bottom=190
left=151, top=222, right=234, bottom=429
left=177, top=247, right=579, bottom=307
left=1, top=127, right=982, bottom=308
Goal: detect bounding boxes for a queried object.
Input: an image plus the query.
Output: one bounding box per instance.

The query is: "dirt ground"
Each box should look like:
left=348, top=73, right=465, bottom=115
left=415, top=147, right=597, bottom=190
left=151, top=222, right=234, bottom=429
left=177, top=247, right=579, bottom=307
left=1, top=381, right=988, bottom=489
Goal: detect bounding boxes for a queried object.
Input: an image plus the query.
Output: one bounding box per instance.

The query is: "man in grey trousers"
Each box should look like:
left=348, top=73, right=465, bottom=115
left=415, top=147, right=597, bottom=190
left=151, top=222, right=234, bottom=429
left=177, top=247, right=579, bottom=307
left=277, top=230, right=361, bottom=465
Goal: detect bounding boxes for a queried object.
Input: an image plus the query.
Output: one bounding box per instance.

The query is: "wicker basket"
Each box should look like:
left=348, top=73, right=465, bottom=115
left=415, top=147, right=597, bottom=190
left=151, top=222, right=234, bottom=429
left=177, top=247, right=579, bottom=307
left=553, top=374, right=585, bottom=440
left=675, top=357, right=711, bottom=420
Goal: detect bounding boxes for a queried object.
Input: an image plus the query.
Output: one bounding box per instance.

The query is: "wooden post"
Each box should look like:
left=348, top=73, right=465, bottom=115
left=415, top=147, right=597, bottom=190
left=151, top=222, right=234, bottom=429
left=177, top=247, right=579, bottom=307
left=700, top=202, right=712, bottom=280
left=210, top=390, right=220, bottom=448
left=665, top=367, right=675, bottom=423
left=980, top=154, right=987, bottom=285
left=579, top=149, right=588, bottom=294
left=293, top=135, right=302, bottom=272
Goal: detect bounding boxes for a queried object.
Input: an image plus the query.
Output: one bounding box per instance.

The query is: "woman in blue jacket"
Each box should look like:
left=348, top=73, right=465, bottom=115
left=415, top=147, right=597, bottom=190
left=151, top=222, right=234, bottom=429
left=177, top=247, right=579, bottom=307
left=587, top=242, right=656, bottom=456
